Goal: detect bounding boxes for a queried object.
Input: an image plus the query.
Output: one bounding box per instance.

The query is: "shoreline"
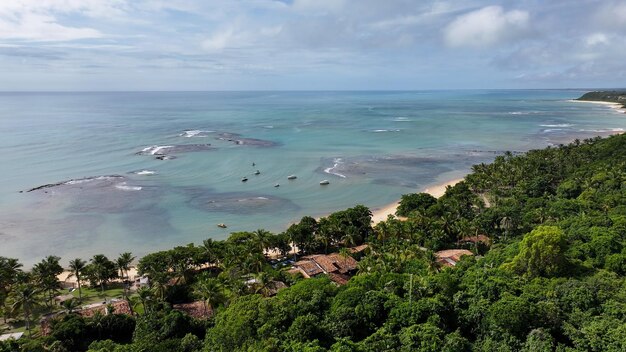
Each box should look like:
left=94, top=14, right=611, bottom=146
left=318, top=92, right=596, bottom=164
left=569, top=99, right=626, bottom=113
left=370, top=177, right=464, bottom=225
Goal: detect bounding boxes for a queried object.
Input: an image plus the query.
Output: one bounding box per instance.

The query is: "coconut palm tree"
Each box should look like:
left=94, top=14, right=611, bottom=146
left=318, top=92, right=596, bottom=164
left=194, top=277, right=225, bottom=316
left=0, top=257, right=22, bottom=324
left=10, top=283, right=39, bottom=337
left=61, top=298, right=81, bottom=314
left=87, top=254, right=118, bottom=293
left=116, top=252, right=135, bottom=300
left=135, top=286, right=154, bottom=314
left=116, top=252, right=135, bottom=281
left=32, top=255, right=63, bottom=308
left=67, top=258, right=86, bottom=302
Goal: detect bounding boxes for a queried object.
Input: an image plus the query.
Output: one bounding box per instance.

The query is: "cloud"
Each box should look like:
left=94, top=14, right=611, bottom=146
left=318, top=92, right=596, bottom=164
left=443, top=6, right=530, bottom=48
left=585, top=33, right=609, bottom=47
left=594, top=1, right=626, bottom=30
left=0, top=13, right=102, bottom=41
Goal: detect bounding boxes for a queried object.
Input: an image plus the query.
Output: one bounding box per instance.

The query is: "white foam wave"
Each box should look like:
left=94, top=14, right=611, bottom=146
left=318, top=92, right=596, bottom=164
left=542, top=129, right=564, bottom=133
left=540, top=124, right=573, bottom=128
left=371, top=129, right=401, bottom=133
left=65, top=179, right=93, bottom=185
left=509, top=111, right=541, bottom=115
left=324, top=158, right=347, bottom=178
left=393, top=117, right=411, bottom=122
left=135, top=170, right=156, bottom=175
left=578, top=128, right=625, bottom=133
left=64, top=176, right=120, bottom=185
left=180, top=130, right=214, bottom=137
left=141, top=145, right=173, bottom=155
left=115, top=183, right=142, bottom=191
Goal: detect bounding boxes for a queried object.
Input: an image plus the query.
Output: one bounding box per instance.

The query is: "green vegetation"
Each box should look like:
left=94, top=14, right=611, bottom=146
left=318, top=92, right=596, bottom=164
left=3, top=133, right=626, bottom=351
left=577, top=90, right=626, bottom=107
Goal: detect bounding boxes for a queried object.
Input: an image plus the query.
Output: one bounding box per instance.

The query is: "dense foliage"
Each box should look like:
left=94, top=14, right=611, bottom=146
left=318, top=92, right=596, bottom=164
left=3, top=133, right=626, bottom=351
left=577, top=90, right=626, bottom=107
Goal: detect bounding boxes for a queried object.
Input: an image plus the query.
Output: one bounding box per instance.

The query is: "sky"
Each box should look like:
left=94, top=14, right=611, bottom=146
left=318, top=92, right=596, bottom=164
left=0, top=0, right=625, bottom=91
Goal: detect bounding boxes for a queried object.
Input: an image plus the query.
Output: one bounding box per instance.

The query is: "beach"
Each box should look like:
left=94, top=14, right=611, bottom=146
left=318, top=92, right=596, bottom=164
left=370, top=177, right=464, bottom=224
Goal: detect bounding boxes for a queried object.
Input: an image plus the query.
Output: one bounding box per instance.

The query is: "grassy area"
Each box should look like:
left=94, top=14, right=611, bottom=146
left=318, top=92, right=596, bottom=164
left=69, top=283, right=126, bottom=304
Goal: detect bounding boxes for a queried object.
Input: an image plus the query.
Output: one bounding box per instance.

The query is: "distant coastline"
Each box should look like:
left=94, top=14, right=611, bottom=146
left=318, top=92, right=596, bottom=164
left=574, top=90, right=626, bottom=113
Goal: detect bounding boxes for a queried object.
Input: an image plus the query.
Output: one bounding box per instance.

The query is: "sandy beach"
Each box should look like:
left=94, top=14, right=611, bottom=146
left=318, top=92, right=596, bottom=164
left=569, top=99, right=626, bottom=114
left=370, top=177, right=464, bottom=224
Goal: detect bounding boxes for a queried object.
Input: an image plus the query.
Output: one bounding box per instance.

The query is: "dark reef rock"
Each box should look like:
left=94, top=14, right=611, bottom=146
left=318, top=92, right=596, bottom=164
left=216, top=132, right=280, bottom=147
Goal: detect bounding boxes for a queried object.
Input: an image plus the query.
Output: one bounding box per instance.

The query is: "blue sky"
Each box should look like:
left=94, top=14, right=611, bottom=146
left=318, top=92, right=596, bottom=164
left=0, top=0, right=624, bottom=90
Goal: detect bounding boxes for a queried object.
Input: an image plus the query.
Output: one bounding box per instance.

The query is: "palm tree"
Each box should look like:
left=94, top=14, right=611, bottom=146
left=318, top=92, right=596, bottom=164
left=32, top=255, right=63, bottom=308
left=116, top=252, right=135, bottom=280
left=194, top=278, right=225, bottom=316
left=0, top=257, right=22, bottom=323
left=202, top=238, right=222, bottom=266
left=116, top=252, right=135, bottom=300
left=67, top=258, right=86, bottom=301
left=135, top=286, right=154, bottom=314
left=88, top=254, right=118, bottom=293
left=61, top=298, right=81, bottom=314
left=500, top=216, right=513, bottom=241
left=253, top=229, right=273, bottom=254
left=10, top=283, right=39, bottom=337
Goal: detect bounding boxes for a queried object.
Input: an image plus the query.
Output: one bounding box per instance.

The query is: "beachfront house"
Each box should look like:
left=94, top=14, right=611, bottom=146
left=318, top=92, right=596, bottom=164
left=288, top=253, right=358, bottom=285
left=435, top=249, right=474, bottom=267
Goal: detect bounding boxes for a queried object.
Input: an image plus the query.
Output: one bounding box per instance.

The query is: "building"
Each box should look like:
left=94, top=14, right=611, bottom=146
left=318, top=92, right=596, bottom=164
left=435, top=249, right=473, bottom=267
left=460, top=235, right=491, bottom=246
left=0, top=332, right=23, bottom=342
left=288, top=252, right=358, bottom=284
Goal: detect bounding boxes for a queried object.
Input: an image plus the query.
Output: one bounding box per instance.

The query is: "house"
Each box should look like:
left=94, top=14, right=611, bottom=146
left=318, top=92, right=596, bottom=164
left=288, top=253, right=358, bottom=283
left=460, top=235, right=491, bottom=246
left=0, top=332, right=23, bottom=342
left=173, top=301, right=211, bottom=319
left=348, top=244, right=369, bottom=254
left=78, top=300, right=133, bottom=318
left=435, top=249, right=473, bottom=267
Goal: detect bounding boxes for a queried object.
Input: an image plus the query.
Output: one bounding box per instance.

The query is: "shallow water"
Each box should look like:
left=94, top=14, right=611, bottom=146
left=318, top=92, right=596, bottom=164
left=0, top=90, right=623, bottom=265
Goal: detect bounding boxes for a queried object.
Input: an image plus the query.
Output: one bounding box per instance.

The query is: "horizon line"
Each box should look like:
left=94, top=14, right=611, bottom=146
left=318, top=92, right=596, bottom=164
left=0, top=87, right=623, bottom=93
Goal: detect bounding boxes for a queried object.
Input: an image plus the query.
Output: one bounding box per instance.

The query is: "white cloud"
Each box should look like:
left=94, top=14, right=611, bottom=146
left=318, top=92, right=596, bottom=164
left=0, top=13, right=102, bottom=41
left=444, top=6, right=529, bottom=48
left=0, top=0, right=127, bottom=42
left=585, top=33, right=609, bottom=46
left=201, top=28, right=237, bottom=52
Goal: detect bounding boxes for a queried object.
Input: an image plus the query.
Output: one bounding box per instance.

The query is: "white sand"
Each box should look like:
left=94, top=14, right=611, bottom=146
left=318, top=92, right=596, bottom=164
left=370, top=177, right=464, bottom=225
left=569, top=99, right=626, bottom=113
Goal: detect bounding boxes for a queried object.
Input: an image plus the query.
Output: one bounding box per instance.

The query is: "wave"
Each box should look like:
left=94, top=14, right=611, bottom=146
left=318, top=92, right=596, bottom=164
left=324, top=158, right=347, bottom=178
left=140, top=145, right=173, bottom=155
left=25, top=175, right=125, bottom=192
left=579, top=128, right=625, bottom=133
left=509, top=111, right=542, bottom=115
left=134, top=170, right=156, bottom=176
left=393, top=117, right=411, bottom=122
left=115, top=183, right=142, bottom=191
left=65, top=175, right=123, bottom=185
left=371, top=129, right=401, bottom=133
left=542, top=129, right=565, bottom=133
left=180, top=130, right=214, bottom=138
left=540, top=124, right=573, bottom=128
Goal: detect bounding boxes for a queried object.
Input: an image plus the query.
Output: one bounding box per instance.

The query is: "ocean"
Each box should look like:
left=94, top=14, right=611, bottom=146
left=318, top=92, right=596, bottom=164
left=0, top=90, right=623, bottom=265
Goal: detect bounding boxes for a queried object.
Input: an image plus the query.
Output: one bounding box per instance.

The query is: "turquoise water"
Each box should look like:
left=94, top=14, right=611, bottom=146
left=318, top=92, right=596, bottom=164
left=0, top=90, right=624, bottom=265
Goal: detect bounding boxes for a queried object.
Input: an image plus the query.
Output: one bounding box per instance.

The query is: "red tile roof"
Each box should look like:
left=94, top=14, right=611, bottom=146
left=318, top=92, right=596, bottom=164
left=435, top=249, right=473, bottom=267
left=173, top=301, right=212, bottom=319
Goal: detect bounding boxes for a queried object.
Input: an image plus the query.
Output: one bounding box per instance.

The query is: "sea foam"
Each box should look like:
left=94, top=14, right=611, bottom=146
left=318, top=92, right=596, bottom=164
left=324, top=158, right=347, bottom=178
